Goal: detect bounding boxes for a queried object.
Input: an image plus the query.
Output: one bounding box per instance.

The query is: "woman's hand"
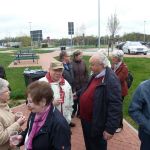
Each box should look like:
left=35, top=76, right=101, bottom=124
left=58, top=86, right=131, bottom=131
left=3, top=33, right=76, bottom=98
left=10, top=135, right=23, bottom=147
left=16, top=116, right=26, bottom=126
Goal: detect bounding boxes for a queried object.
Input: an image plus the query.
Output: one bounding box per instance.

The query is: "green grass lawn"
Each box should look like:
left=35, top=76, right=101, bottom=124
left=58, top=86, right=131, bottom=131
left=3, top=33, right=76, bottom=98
left=0, top=53, right=41, bottom=100
left=1, top=51, right=150, bottom=128
left=123, top=57, right=150, bottom=128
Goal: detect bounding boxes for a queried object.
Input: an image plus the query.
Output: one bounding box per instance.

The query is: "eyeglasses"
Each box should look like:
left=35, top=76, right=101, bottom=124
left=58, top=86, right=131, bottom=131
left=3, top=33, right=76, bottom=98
left=0, top=89, right=10, bottom=95
left=26, top=98, right=33, bottom=105
left=52, top=69, right=63, bottom=72
left=89, top=62, right=102, bottom=66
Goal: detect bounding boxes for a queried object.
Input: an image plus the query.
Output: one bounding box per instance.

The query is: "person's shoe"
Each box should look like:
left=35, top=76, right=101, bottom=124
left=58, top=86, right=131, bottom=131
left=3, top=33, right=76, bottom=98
left=115, top=128, right=122, bottom=133
left=69, top=122, right=76, bottom=127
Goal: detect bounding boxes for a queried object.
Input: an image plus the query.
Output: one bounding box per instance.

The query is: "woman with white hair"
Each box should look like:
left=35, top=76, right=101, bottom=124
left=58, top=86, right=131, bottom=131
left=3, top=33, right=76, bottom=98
left=0, top=78, right=25, bottom=150
left=111, top=50, right=128, bottom=133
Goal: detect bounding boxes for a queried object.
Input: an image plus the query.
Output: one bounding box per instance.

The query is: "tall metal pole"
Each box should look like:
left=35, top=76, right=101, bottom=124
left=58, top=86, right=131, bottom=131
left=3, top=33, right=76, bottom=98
left=144, top=21, right=146, bottom=42
left=71, top=33, right=73, bottom=50
left=98, top=0, right=100, bottom=49
left=29, top=22, right=32, bottom=50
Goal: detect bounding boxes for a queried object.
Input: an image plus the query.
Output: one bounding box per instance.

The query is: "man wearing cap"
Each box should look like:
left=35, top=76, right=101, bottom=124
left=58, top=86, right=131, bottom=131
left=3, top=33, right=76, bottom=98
left=72, top=50, right=89, bottom=118
left=39, top=60, right=73, bottom=125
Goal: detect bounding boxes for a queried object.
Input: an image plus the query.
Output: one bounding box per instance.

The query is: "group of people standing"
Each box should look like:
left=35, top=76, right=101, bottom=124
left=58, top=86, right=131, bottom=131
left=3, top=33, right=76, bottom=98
left=59, top=50, right=89, bottom=119
left=0, top=49, right=149, bottom=150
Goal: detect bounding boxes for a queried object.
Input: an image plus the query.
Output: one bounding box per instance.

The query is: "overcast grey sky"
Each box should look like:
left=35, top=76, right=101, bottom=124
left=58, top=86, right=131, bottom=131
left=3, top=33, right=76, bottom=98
left=0, top=0, right=150, bottom=39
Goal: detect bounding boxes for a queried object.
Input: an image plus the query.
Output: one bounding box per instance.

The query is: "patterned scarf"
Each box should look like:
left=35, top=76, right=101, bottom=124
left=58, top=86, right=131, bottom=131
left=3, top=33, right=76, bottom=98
left=27, top=105, right=51, bottom=150
left=46, top=73, right=65, bottom=113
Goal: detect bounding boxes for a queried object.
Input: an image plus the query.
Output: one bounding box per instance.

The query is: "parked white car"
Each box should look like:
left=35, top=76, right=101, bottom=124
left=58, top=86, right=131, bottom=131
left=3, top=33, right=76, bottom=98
left=122, top=41, right=148, bottom=55
left=0, top=46, right=7, bottom=49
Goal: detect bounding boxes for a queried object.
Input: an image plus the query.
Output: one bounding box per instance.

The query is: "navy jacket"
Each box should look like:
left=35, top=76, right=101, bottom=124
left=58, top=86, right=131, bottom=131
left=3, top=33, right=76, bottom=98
left=63, top=63, right=74, bottom=89
left=80, top=67, right=122, bottom=137
left=19, top=105, right=71, bottom=150
left=129, top=80, right=150, bottom=135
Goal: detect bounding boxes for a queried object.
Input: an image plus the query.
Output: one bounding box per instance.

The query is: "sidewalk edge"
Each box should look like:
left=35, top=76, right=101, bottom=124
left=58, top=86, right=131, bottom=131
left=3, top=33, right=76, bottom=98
left=123, top=119, right=138, bottom=134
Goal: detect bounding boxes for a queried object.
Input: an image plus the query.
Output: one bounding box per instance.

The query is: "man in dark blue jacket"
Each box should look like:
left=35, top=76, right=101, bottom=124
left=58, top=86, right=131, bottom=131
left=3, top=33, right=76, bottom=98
left=129, top=80, right=150, bottom=150
left=80, top=52, right=122, bottom=150
left=59, top=50, right=75, bottom=127
left=59, top=50, right=74, bottom=89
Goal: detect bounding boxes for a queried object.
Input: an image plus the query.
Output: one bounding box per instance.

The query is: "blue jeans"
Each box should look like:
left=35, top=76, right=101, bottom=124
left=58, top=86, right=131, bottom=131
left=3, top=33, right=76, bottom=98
left=139, top=128, right=150, bottom=150
left=81, top=119, right=107, bottom=150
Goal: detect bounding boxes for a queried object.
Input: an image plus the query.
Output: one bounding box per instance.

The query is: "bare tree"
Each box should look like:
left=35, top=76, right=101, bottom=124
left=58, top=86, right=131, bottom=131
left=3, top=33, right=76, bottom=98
left=107, top=13, right=120, bottom=50
left=79, top=24, right=86, bottom=46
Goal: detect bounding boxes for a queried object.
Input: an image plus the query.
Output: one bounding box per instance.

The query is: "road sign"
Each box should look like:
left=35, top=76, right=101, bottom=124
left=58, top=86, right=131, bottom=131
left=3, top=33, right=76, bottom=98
left=30, top=30, right=43, bottom=41
left=68, top=22, right=74, bottom=35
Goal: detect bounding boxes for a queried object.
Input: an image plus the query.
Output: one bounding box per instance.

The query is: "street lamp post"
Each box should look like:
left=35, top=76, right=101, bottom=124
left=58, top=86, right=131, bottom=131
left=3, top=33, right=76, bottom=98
left=98, top=0, right=100, bottom=49
left=144, top=21, right=146, bottom=42
left=29, top=22, right=32, bottom=50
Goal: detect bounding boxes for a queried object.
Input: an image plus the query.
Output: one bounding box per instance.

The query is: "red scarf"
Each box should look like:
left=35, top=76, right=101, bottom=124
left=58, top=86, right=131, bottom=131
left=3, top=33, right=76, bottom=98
left=46, top=73, right=65, bottom=113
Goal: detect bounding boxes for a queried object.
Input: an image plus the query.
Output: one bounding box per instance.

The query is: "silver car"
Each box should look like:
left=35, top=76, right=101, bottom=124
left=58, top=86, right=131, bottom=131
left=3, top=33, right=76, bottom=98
left=122, top=41, right=148, bottom=55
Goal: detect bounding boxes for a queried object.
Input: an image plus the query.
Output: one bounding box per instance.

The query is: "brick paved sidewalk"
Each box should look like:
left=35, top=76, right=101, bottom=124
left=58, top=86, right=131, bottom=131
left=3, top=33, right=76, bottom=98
left=11, top=50, right=140, bottom=150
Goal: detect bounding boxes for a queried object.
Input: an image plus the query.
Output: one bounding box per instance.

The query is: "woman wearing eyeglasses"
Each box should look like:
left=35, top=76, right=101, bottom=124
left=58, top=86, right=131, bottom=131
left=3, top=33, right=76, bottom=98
left=0, top=78, right=26, bottom=150
left=111, top=50, right=128, bottom=133
left=11, top=81, right=71, bottom=150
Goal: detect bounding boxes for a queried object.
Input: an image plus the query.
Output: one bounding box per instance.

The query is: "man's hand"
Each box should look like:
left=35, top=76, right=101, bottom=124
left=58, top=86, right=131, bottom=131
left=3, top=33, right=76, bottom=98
left=103, top=131, right=113, bottom=140
left=73, top=92, right=77, bottom=100
left=53, top=99, right=62, bottom=106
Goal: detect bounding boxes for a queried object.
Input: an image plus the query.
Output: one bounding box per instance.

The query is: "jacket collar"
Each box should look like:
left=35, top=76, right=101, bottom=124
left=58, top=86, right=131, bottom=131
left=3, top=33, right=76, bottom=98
left=0, top=102, right=10, bottom=111
left=29, top=104, right=55, bottom=135
left=95, top=69, right=106, bottom=79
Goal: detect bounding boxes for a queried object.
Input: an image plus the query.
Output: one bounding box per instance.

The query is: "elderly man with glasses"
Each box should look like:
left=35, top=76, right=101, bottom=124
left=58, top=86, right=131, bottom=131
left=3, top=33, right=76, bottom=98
left=79, top=52, right=122, bottom=150
left=39, top=61, right=73, bottom=126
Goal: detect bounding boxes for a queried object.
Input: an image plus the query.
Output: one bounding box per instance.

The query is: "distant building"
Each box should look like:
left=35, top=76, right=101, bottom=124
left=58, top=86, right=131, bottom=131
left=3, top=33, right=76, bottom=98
left=5, top=42, right=22, bottom=48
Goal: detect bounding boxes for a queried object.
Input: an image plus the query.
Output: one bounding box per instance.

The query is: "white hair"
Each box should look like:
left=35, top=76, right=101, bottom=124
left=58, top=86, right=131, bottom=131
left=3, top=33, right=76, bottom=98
left=97, top=49, right=108, bottom=56
left=97, top=50, right=111, bottom=67
left=92, top=52, right=111, bottom=68
left=111, top=50, right=124, bottom=61
left=0, top=78, right=9, bottom=93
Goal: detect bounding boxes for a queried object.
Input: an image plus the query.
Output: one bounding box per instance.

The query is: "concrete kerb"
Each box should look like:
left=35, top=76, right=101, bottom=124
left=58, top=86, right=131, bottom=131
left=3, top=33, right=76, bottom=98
left=123, top=119, right=138, bottom=134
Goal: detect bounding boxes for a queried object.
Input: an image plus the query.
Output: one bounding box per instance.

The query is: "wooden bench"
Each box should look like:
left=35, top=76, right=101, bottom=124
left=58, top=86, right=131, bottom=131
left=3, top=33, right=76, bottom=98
left=14, top=49, right=39, bottom=64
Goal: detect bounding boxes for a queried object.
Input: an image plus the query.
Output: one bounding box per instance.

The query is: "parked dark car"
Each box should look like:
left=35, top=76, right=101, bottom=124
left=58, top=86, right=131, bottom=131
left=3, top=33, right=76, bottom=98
left=140, top=41, right=147, bottom=46
left=146, top=42, right=150, bottom=48
left=116, top=42, right=125, bottom=50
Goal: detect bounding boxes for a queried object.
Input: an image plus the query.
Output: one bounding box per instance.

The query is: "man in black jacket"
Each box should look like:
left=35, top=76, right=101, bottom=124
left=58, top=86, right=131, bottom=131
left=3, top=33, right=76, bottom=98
left=79, top=52, right=122, bottom=150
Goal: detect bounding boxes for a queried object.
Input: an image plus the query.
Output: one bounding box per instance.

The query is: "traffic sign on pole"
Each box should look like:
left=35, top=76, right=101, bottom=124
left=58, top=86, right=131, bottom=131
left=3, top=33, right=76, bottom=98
left=68, top=22, right=74, bottom=35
